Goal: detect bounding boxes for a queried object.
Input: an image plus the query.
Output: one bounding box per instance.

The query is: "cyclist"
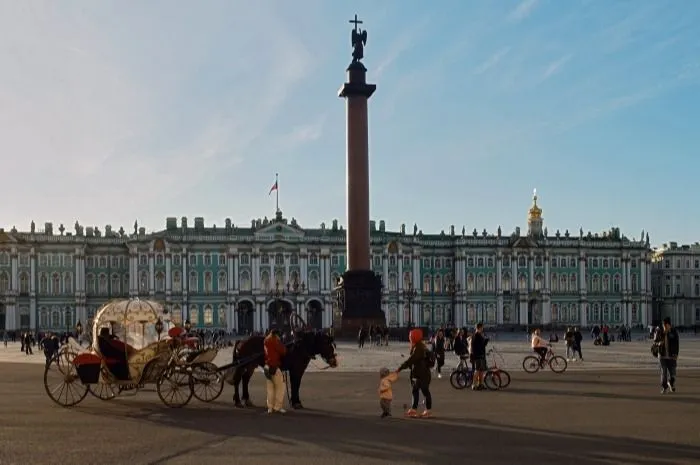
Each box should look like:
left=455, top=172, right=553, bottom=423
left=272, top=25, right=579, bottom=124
left=531, top=328, right=549, bottom=367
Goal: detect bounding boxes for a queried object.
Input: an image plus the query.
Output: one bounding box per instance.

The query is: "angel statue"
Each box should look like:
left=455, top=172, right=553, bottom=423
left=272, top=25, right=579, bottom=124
left=351, top=25, right=367, bottom=63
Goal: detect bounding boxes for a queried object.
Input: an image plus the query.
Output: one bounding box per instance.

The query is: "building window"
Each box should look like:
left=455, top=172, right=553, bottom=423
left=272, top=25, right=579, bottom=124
left=156, top=254, right=164, bottom=266
left=467, top=257, right=474, bottom=267
left=189, top=255, right=197, bottom=266
left=155, top=272, right=165, bottom=292
left=204, top=254, right=212, bottom=267
left=172, top=271, right=181, bottom=292
left=219, top=254, right=226, bottom=266
left=173, top=254, right=181, bottom=266
left=332, top=256, right=339, bottom=267
left=204, top=272, right=213, bottom=293
left=189, top=272, right=198, bottom=292
left=477, top=258, right=484, bottom=268
left=19, top=273, right=29, bottom=294
left=203, top=305, right=214, bottom=325
left=218, top=271, right=227, bottom=292
left=309, top=254, right=318, bottom=266
left=240, top=254, right=250, bottom=265
left=140, top=254, right=148, bottom=266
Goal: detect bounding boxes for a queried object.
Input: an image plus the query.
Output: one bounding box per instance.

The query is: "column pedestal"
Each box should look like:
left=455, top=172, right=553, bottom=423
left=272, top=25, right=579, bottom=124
left=337, top=270, right=384, bottom=336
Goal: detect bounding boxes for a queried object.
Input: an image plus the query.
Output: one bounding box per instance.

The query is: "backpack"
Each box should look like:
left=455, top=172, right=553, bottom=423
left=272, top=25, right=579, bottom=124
left=425, top=349, right=437, bottom=369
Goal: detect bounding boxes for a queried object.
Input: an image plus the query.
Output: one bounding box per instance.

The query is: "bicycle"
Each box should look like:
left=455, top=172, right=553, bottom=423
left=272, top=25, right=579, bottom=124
left=522, top=345, right=567, bottom=374
left=450, top=356, right=502, bottom=391
left=486, top=347, right=511, bottom=389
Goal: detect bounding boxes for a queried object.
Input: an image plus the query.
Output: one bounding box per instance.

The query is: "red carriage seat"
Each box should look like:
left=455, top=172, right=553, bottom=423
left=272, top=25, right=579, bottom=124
left=168, top=326, right=185, bottom=338
left=97, top=336, right=132, bottom=380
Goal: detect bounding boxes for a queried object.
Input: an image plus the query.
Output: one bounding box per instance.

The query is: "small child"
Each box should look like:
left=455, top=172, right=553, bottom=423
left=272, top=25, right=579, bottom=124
left=378, top=367, right=398, bottom=418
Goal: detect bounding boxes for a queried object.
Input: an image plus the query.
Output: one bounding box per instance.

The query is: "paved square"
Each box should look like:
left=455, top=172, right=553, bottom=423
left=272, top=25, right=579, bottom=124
left=0, top=360, right=699, bottom=465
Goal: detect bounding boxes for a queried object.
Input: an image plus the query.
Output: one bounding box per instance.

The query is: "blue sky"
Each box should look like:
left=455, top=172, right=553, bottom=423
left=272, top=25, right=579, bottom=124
left=1, top=0, right=698, bottom=245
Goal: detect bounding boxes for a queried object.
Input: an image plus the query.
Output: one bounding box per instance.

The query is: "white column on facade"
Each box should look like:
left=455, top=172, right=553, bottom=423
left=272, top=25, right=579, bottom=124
left=300, top=252, right=308, bottom=284
left=148, top=250, right=155, bottom=294
left=233, top=254, right=239, bottom=289
left=544, top=254, right=550, bottom=291
left=227, top=251, right=234, bottom=290
left=74, top=250, right=81, bottom=292
left=511, top=256, right=517, bottom=288
left=398, top=253, right=404, bottom=290
left=528, top=254, right=535, bottom=290
left=269, top=257, right=274, bottom=288
left=30, top=249, right=37, bottom=330
left=382, top=254, right=389, bottom=291
left=165, top=250, right=172, bottom=292
left=640, top=260, right=647, bottom=292
left=10, top=248, right=18, bottom=291
left=284, top=254, right=290, bottom=283
left=181, top=249, right=188, bottom=293
left=496, top=255, right=502, bottom=291
left=579, top=255, right=586, bottom=291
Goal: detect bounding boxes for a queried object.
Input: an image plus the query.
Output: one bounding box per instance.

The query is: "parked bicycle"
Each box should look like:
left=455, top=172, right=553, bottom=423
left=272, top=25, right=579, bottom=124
left=487, top=347, right=511, bottom=388
left=449, top=355, right=502, bottom=390
left=522, top=345, right=567, bottom=374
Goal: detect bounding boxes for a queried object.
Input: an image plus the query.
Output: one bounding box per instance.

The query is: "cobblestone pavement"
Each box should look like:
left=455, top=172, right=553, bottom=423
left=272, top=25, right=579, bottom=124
left=4, top=335, right=700, bottom=373
left=1, top=363, right=699, bottom=465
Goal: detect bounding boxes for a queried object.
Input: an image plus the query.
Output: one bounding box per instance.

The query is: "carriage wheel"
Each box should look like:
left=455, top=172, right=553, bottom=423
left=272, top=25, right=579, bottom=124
left=191, top=362, right=225, bottom=402
left=88, top=368, right=120, bottom=400
left=43, top=350, right=88, bottom=407
left=157, top=368, right=194, bottom=408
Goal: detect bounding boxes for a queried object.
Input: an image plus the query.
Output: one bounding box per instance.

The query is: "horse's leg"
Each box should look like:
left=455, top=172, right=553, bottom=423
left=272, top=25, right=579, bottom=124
left=241, top=365, right=256, bottom=408
left=289, top=370, right=305, bottom=409
left=232, top=367, right=244, bottom=408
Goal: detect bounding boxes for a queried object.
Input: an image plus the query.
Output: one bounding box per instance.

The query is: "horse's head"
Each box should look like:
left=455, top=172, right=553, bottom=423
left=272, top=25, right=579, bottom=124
left=298, top=330, right=338, bottom=368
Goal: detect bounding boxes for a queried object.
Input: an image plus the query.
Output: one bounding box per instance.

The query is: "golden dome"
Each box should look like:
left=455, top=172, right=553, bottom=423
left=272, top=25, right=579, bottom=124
left=528, top=188, right=542, bottom=219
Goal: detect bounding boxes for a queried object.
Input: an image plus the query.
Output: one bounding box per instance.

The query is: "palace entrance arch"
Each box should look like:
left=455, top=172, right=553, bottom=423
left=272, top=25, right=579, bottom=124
left=267, top=299, right=294, bottom=331
left=306, top=300, right=324, bottom=330
left=236, top=300, right=255, bottom=335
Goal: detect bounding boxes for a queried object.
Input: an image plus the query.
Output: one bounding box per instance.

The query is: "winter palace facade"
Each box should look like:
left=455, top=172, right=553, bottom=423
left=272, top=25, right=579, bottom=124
left=0, top=194, right=653, bottom=333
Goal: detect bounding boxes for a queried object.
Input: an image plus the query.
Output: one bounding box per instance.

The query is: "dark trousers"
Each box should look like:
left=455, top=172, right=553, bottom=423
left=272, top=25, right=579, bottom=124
left=436, top=353, right=445, bottom=374
left=411, top=379, right=432, bottom=410
left=659, top=358, right=677, bottom=388
left=574, top=343, right=583, bottom=360
left=380, top=398, right=392, bottom=415
left=534, top=347, right=548, bottom=364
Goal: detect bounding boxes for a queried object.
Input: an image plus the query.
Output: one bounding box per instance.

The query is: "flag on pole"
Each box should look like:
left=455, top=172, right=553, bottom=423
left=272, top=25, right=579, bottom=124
left=268, top=180, right=278, bottom=195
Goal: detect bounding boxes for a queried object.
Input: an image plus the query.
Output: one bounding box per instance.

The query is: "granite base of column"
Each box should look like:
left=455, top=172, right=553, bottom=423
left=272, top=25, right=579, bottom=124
left=338, top=269, right=385, bottom=337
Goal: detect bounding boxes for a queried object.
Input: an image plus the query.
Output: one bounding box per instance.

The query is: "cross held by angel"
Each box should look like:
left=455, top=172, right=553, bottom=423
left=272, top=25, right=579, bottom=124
left=350, top=14, right=367, bottom=63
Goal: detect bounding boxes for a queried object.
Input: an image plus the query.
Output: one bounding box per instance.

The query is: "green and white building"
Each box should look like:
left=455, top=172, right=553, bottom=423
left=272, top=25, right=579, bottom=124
left=0, top=193, right=652, bottom=333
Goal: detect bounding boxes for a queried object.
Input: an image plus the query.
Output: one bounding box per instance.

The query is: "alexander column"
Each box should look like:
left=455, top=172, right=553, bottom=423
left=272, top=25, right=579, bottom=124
left=336, top=14, right=385, bottom=334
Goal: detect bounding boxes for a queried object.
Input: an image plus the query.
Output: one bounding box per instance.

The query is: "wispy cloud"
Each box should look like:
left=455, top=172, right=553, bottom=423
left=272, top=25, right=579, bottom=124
left=508, top=0, right=539, bottom=22
left=0, top=2, right=315, bottom=230
left=542, top=54, right=573, bottom=80
left=474, top=47, right=511, bottom=75
left=374, top=16, right=432, bottom=81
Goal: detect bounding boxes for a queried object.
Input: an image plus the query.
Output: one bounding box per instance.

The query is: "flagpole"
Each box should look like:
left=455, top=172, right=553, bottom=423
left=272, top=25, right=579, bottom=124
left=275, top=173, right=279, bottom=213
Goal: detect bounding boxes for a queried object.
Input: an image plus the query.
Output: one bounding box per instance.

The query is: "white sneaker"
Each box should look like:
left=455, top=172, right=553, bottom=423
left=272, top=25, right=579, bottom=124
left=437, top=373, right=442, bottom=379
left=276, top=408, right=287, bottom=414
left=267, top=408, right=274, bottom=413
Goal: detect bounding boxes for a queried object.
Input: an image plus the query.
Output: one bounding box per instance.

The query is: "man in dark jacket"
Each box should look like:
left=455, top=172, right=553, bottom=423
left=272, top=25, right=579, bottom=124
left=654, top=317, right=680, bottom=394
left=470, top=323, right=489, bottom=390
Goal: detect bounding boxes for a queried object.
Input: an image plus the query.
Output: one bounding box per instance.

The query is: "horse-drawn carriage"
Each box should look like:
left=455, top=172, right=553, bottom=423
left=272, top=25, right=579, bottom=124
left=43, top=298, right=225, bottom=408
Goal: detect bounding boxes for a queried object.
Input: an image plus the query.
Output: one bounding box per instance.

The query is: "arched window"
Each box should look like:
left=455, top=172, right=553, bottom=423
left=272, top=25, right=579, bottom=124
left=534, top=273, right=543, bottom=290
left=239, top=270, right=251, bottom=291
left=559, top=274, right=567, bottom=292
left=602, top=274, right=610, bottom=292
left=476, top=274, right=485, bottom=292
left=156, top=254, right=164, bottom=265
left=569, top=274, right=577, bottom=291
left=592, top=275, right=600, bottom=292
left=51, top=310, right=60, bottom=328
left=551, top=304, right=559, bottom=322
left=155, top=272, right=165, bottom=292
left=19, top=273, right=29, bottom=294
left=613, top=274, right=621, bottom=292
left=518, top=274, right=527, bottom=291
left=275, top=270, right=285, bottom=288
left=403, top=272, right=412, bottom=289
left=171, top=305, right=183, bottom=325
left=139, top=271, right=149, bottom=292
left=518, top=256, right=526, bottom=267
left=189, top=271, right=198, bottom=292
left=111, top=274, right=121, bottom=295
left=52, top=273, right=61, bottom=295
left=218, top=271, right=227, bottom=292
left=466, top=273, right=475, bottom=292
left=434, top=275, right=442, bottom=292
left=290, top=270, right=299, bottom=284
left=40, top=308, right=49, bottom=328
left=422, top=275, right=431, bottom=293
left=64, top=273, right=73, bottom=294
left=0, top=272, right=8, bottom=292
left=172, top=271, right=181, bottom=291
left=203, top=305, right=214, bottom=325
left=218, top=304, right=226, bottom=326
left=308, top=271, right=319, bottom=292
left=98, top=274, right=108, bottom=294
left=86, top=274, right=95, bottom=295
left=261, top=271, right=271, bottom=292
left=203, top=272, right=213, bottom=293
left=487, top=273, right=495, bottom=292
left=551, top=273, right=558, bottom=292
left=502, top=272, right=511, bottom=292
left=189, top=305, right=199, bottom=325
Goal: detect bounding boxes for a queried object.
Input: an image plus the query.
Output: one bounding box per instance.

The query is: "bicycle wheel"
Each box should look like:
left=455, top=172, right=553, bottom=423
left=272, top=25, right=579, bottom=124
left=484, top=371, right=501, bottom=390
left=522, top=356, right=541, bottom=374
left=549, top=355, right=568, bottom=373
left=496, top=369, right=511, bottom=388
left=449, top=370, right=470, bottom=390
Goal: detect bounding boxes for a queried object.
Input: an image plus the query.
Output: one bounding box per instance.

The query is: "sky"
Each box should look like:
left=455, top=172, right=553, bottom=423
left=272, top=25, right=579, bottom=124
left=1, top=0, right=698, bottom=246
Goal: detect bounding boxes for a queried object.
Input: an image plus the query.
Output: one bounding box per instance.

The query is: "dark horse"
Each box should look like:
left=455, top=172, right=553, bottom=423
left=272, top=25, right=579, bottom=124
left=227, top=330, right=337, bottom=409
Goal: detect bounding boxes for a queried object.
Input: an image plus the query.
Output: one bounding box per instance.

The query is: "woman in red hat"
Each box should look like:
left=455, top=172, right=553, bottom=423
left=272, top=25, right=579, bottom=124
left=397, top=328, right=432, bottom=417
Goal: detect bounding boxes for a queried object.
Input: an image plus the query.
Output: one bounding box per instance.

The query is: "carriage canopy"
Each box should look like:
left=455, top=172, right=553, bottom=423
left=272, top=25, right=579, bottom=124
left=91, top=298, right=169, bottom=351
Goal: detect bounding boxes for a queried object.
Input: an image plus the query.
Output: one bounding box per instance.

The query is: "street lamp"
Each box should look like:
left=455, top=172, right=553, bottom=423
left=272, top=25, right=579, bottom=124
left=402, top=281, right=418, bottom=328
left=155, top=317, right=164, bottom=340
left=445, top=277, right=460, bottom=326
left=75, top=320, right=82, bottom=336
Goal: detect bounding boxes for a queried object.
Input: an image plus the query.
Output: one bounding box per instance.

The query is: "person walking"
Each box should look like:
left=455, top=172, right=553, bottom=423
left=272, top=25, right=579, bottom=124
left=397, top=328, right=432, bottom=417
left=654, top=317, right=680, bottom=394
